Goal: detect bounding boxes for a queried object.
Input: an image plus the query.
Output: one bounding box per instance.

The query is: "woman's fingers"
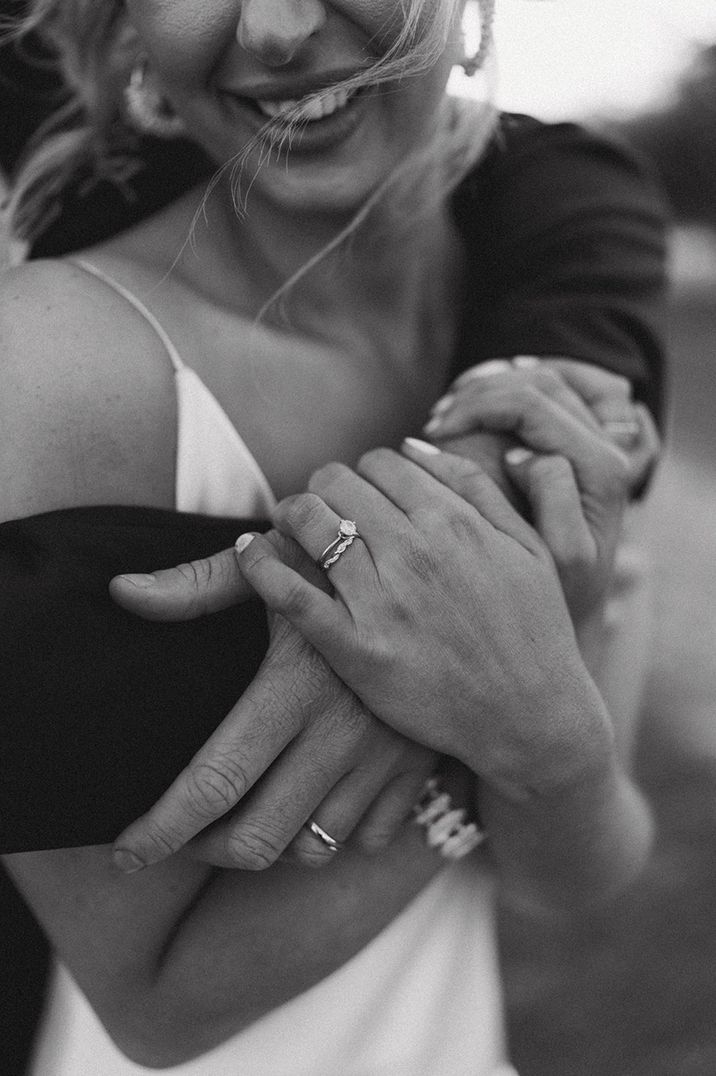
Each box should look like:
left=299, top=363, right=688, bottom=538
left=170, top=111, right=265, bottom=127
left=503, top=447, right=602, bottom=614
left=236, top=532, right=349, bottom=655
left=504, top=448, right=591, bottom=556
left=425, top=381, right=631, bottom=497
left=430, top=376, right=590, bottom=456
left=427, top=355, right=659, bottom=493
left=396, top=440, right=535, bottom=546
left=544, top=358, right=633, bottom=425
left=431, top=356, right=601, bottom=440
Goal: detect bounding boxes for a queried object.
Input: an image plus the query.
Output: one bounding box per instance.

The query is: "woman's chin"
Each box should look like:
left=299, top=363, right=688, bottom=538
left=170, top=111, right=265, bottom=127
left=254, top=161, right=394, bottom=219
left=205, top=92, right=410, bottom=222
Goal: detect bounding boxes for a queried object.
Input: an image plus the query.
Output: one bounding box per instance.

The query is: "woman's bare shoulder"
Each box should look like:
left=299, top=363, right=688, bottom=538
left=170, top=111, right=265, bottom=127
left=0, top=259, right=177, bottom=519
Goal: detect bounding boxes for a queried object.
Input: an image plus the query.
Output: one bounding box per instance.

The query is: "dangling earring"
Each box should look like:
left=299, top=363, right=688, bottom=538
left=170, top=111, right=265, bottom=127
left=123, top=60, right=186, bottom=139
left=460, top=0, right=496, bottom=77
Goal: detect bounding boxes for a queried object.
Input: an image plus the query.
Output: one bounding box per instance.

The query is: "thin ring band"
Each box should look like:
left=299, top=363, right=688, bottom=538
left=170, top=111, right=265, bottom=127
left=316, top=519, right=360, bottom=571
left=305, top=819, right=344, bottom=853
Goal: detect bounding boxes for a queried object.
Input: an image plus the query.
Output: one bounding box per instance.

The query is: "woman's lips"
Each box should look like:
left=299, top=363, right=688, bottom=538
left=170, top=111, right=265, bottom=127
left=221, top=84, right=370, bottom=153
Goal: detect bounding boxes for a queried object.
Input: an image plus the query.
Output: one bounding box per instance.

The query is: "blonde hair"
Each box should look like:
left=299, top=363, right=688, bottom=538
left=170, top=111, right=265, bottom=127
left=3, top=0, right=497, bottom=253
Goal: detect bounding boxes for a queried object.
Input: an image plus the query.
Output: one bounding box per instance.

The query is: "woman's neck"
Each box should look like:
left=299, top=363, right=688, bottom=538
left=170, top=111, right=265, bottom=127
left=184, top=175, right=463, bottom=368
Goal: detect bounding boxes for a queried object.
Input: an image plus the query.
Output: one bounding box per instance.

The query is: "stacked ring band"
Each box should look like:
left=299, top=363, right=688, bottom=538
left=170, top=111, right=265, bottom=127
left=316, top=519, right=360, bottom=571
left=412, top=777, right=485, bottom=861
left=305, top=818, right=344, bottom=853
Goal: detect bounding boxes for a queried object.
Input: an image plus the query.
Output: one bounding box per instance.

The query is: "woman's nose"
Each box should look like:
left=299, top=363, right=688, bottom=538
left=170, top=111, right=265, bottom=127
left=237, top=0, right=327, bottom=67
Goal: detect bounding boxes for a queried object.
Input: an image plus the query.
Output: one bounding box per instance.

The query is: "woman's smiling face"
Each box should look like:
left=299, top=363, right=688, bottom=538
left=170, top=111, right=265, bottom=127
left=123, top=0, right=467, bottom=215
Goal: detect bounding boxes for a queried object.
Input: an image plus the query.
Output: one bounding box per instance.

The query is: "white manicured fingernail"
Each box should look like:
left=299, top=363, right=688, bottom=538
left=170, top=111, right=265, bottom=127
left=459, top=359, right=512, bottom=381
left=505, top=447, right=534, bottom=465
left=429, top=394, right=455, bottom=417
left=512, top=355, right=541, bottom=369
left=235, top=533, right=256, bottom=554
left=422, top=417, right=444, bottom=436
left=113, top=849, right=145, bottom=874
left=403, top=437, right=441, bottom=455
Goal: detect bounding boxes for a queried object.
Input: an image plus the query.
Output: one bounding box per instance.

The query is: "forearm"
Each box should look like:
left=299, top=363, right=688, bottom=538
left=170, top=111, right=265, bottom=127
left=118, top=833, right=439, bottom=1066
left=474, top=680, right=653, bottom=918
left=481, top=763, right=652, bottom=918
left=6, top=834, right=437, bottom=1069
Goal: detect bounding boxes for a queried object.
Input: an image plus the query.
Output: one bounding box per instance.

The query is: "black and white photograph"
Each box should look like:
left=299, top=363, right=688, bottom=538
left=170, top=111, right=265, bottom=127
left=0, top=2, right=715, bottom=1074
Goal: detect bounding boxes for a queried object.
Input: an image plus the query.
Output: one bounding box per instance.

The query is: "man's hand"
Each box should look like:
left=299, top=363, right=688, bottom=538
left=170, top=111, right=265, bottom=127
left=111, top=537, right=437, bottom=873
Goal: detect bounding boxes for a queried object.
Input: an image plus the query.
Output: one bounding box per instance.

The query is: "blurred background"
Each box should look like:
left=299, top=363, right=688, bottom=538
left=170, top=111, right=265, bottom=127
left=1, top=2, right=715, bottom=1073
left=476, top=4, right=716, bottom=1075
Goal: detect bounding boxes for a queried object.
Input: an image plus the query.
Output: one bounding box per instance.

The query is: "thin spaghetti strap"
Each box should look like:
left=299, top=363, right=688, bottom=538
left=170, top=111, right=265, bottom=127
left=70, top=259, right=185, bottom=373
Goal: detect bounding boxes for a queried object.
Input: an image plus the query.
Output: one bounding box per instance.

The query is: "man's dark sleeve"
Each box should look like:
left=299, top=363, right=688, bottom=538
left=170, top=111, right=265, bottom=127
left=453, top=115, right=669, bottom=430
left=0, top=507, right=270, bottom=851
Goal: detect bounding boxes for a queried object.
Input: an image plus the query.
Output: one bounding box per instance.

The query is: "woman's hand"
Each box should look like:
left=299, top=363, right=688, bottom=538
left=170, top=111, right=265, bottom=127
left=425, top=356, right=660, bottom=619
left=235, top=448, right=655, bottom=911
left=110, top=356, right=657, bottom=868
left=236, top=447, right=613, bottom=796
left=427, top=355, right=659, bottom=485
left=111, top=539, right=437, bottom=874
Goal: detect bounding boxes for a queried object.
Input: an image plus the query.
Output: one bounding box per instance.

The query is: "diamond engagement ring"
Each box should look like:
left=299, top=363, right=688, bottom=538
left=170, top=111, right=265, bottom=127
left=316, top=519, right=360, bottom=571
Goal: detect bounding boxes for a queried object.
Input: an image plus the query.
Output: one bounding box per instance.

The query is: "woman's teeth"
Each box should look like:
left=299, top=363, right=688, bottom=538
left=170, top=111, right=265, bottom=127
left=256, top=88, right=354, bottom=122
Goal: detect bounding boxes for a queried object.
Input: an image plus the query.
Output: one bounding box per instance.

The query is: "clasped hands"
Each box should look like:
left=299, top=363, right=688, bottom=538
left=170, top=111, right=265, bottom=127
left=110, top=359, right=658, bottom=874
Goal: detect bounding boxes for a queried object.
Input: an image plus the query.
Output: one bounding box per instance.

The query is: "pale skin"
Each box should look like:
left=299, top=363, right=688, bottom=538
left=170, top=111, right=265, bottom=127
left=110, top=357, right=659, bottom=876
left=0, top=0, right=659, bottom=1066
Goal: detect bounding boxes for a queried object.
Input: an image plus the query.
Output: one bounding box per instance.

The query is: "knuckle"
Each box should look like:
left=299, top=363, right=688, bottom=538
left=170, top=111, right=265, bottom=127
left=297, top=651, right=338, bottom=710
left=224, top=821, right=285, bottom=871
left=184, top=756, right=251, bottom=819
left=530, top=367, right=565, bottom=395
left=280, top=575, right=314, bottom=619
left=356, top=446, right=393, bottom=477
left=332, top=694, right=373, bottom=742
left=134, top=822, right=184, bottom=860
left=308, top=460, right=350, bottom=495
left=279, top=492, right=326, bottom=533
left=176, top=557, right=214, bottom=595
left=250, top=669, right=304, bottom=732
left=555, top=534, right=596, bottom=576
left=443, top=454, right=486, bottom=488
left=401, top=535, right=440, bottom=582
left=442, top=503, right=480, bottom=544
left=299, top=744, right=345, bottom=785
left=609, top=373, right=632, bottom=398
left=355, top=628, right=395, bottom=678
left=533, top=453, right=572, bottom=483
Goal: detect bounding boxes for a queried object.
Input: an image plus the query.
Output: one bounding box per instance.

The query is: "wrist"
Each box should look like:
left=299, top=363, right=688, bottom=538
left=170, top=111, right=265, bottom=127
left=471, top=667, right=617, bottom=806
